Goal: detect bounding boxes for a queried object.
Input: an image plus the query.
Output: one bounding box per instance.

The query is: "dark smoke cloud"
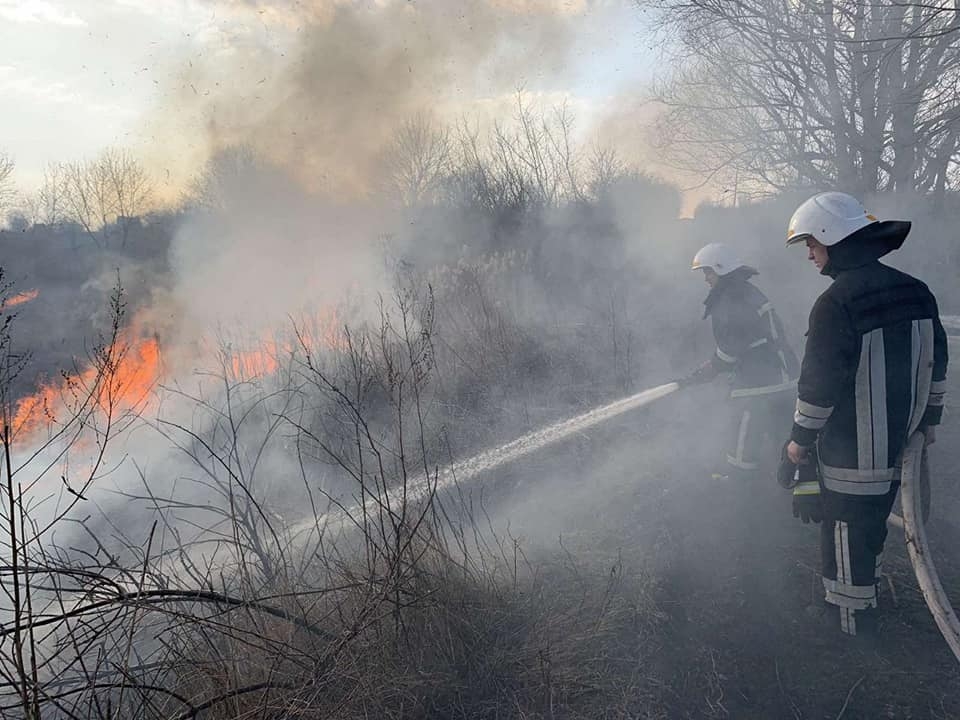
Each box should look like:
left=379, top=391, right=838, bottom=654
left=161, top=0, right=579, bottom=196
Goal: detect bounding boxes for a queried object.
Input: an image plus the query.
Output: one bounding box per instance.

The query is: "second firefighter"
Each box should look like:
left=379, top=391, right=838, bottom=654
left=682, top=243, right=800, bottom=478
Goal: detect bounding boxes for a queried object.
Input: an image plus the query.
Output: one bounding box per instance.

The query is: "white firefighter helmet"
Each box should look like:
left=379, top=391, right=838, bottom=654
left=786, top=192, right=878, bottom=247
left=691, top=243, right=743, bottom=276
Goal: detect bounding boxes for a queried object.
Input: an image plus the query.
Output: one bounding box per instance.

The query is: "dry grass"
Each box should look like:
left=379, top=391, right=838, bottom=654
left=0, top=283, right=669, bottom=720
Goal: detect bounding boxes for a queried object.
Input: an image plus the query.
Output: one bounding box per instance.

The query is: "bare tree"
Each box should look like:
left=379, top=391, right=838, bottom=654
left=62, top=157, right=113, bottom=247
left=378, top=113, right=454, bottom=207
left=57, top=149, right=153, bottom=248
left=6, top=163, right=68, bottom=229
left=446, top=93, right=585, bottom=211
left=645, top=0, right=960, bottom=198
left=490, top=94, right=584, bottom=208
left=0, top=153, right=15, bottom=220
left=32, top=163, right=68, bottom=227
left=587, top=144, right=628, bottom=200
left=103, top=149, right=152, bottom=248
left=186, top=145, right=282, bottom=212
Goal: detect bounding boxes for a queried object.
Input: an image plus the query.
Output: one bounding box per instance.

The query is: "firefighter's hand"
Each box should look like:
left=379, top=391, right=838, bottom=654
left=786, top=441, right=809, bottom=464
left=777, top=441, right=798, bottom=489
left=924, top=426, right=937, bottom=446
left=681, top=360, right=716, bottom=387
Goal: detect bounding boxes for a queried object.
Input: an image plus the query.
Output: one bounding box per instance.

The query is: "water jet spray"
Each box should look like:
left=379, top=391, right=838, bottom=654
left=292, top=381, right=681, bottom=538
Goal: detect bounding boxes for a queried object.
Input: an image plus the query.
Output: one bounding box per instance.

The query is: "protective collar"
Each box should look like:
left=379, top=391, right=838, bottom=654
left=821, top=220, right=911, bottom=277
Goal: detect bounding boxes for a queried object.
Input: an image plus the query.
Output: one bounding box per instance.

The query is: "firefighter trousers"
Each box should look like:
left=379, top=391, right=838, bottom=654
left=819, top=493, right=897, bottom=635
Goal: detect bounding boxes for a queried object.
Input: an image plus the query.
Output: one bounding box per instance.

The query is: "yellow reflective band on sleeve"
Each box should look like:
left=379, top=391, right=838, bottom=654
left=792, top=481, right=820, bottom=496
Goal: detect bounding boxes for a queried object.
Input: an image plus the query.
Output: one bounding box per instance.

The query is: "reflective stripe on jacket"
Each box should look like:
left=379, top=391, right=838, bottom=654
left=790, top=223, right=949, bottom=497
left=703, top=267, right=799, bottom=397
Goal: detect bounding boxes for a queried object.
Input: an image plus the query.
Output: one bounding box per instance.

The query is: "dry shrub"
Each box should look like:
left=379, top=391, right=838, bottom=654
left=0, top=282, right=667, bottom=720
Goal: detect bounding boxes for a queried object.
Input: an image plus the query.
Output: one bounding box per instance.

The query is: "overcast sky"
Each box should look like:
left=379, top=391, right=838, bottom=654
left=0, top=0, right=661, bottom=197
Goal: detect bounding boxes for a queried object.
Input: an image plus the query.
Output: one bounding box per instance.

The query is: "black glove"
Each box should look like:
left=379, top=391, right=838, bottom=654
left=783, top=442, right=821, bottom=523
left=792, top=482, right=822, bottom=524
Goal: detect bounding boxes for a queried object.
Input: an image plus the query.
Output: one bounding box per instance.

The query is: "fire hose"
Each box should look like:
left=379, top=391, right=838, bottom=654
left=291, top=383, right=960, bottom=664
left=891, top=432, right=960, bottom=663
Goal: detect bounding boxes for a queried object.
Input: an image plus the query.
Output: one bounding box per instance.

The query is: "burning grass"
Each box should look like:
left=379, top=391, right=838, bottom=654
left=2, top=289, right=38, bottom=309
left=11, top=331, right=161, bottom=439
left=10, top=305, right=342, bottom=442
left=0, top=284, right=670, bottom=719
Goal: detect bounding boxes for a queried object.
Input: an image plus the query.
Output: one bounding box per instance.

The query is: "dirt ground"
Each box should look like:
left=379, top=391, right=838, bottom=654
left=493, top=339, right=960, bottom=719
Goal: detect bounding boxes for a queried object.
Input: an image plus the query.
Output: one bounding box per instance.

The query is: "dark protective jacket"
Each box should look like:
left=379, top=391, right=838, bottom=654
left=790, top=221, right=949, bottom=499
left=704, top=266, right=799, bottom=397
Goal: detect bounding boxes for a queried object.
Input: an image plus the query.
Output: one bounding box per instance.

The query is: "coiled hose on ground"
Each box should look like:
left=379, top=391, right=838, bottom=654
left=891, top=432, right=960, bottom=663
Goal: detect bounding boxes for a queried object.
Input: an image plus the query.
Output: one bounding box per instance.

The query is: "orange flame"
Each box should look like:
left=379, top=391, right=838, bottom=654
left=11, top=306, right=342, bottom=441
left=218, top=309, right=341, bottom=381
left=230, top=340, right=282, bottom=380
left=4, top=290, right=39, bottom=309
left=12, top=331, right=161, bottom=440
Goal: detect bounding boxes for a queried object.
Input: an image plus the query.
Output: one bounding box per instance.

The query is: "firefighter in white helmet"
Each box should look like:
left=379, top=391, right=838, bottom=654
left=781, top=191, right=948, bottom=637
left=680, top=243, right=799, bottom=478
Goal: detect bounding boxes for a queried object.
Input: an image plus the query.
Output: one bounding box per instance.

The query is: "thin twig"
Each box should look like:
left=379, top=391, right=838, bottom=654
left=835, top=675, right=866, bottom=720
